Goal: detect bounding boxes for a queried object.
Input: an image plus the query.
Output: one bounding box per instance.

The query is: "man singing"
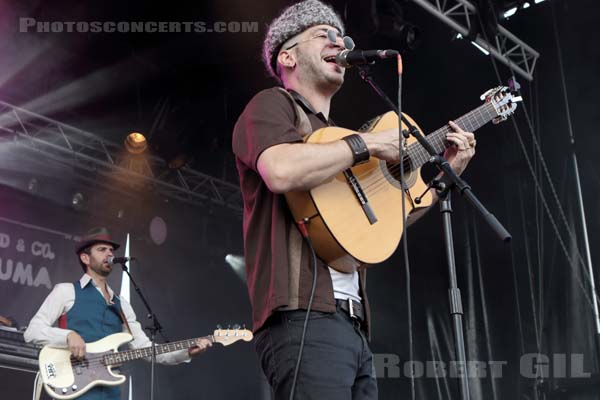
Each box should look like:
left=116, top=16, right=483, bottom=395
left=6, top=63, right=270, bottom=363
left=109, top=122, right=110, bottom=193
left=232, top=1, right=476, bottom=398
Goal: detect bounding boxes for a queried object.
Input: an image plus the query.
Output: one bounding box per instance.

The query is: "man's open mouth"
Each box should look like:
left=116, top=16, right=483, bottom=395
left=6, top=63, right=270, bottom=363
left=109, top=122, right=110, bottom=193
left=323, top=55, right=337, bottom=64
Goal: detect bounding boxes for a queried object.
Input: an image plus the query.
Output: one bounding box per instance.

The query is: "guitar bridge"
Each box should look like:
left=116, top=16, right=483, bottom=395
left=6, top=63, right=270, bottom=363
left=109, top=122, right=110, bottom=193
left=343, top=169, right=377, bottom=225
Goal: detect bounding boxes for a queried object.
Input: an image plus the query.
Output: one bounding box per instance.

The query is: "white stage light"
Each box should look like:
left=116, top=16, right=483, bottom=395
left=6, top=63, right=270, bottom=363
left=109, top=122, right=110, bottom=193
left=503, top=7, right=518, bottom=18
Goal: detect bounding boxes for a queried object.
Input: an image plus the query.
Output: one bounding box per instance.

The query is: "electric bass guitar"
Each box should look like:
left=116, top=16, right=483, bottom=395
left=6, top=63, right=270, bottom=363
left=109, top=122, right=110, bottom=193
left=38, top=327, right=253, bottom=399
left=285, top=86, right=521, bottom=272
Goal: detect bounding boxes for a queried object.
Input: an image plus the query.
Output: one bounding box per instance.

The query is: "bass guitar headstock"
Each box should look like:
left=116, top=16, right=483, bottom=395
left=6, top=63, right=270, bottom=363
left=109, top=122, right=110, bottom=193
left=212, top=325, right=253, bottom=346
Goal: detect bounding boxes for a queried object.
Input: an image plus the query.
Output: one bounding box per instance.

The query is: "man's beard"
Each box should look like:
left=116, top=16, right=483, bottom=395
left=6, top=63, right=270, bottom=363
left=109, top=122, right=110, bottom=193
left=90, top=261, right=111, bottom=277
left=297, top=48, right=343, bottom=92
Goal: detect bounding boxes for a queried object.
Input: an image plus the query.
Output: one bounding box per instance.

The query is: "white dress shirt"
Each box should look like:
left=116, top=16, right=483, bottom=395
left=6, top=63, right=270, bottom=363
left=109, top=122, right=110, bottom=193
left=24, top=274, right=190, bottom=365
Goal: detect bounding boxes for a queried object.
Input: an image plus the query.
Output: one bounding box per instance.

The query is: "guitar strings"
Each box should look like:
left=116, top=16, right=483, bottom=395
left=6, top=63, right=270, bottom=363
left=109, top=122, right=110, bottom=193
left=54, top=330, right=251, bottom=372
left=311, top=129, right=461, bottom=233
left=361, top=101, right=494, bottom=187
left=314, top=103, right=497, bottom=229
left=49, top=348, right=169, bottom=372
left=353, top=133, right=441, bottom=197
left=293, top=99, right=501, bottom=235
left=50, top=337, right=213, bottom=372
left=352, top=130, right=438, bottom=188
left=51, top=345, right=182, bottom=372
left=352, top=103, right=495, bottom=196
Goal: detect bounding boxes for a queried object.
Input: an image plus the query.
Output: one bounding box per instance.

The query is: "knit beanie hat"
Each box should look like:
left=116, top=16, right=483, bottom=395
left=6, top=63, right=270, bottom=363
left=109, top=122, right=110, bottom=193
left=263, top=0, right=345, bottom=81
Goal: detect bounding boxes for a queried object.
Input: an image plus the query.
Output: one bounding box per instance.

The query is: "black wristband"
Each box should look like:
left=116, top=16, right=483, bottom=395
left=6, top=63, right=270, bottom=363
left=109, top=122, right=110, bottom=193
left=342, top=134, right=370, bottom=166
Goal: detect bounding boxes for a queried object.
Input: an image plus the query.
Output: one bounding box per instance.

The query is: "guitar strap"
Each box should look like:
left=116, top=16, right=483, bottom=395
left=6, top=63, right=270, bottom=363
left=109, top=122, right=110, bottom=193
left=277, top=87, right=313, bottom=310
left=116, top=298, right=133, bottom=335
left=277, top=87, right=313, bottom=137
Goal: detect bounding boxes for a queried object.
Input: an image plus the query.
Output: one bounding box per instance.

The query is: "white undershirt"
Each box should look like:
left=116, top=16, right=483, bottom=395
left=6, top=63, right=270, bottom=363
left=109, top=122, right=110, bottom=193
left=328, top=267, right=362, bottom=302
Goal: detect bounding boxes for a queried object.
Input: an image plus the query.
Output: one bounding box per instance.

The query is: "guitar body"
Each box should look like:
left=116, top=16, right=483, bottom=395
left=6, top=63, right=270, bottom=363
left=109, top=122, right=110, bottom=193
left=285, top=86, right=521, bottom=271
left=285, top=111, right=433, bottom=272
left=37, top=327, right=253, bottom=399
left=39, top=332, right=132, bottom=399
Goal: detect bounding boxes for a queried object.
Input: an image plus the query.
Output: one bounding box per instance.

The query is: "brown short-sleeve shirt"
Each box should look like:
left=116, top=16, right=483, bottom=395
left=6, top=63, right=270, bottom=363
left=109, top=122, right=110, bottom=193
left=232, top=87, right=370, bottom=333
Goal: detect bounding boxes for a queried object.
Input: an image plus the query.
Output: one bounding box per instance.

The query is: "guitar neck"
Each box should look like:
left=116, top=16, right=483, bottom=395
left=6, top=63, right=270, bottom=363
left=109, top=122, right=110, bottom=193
left=407, top=101, right=496, bottom=168
left=104, top=336, right=213, bottom=365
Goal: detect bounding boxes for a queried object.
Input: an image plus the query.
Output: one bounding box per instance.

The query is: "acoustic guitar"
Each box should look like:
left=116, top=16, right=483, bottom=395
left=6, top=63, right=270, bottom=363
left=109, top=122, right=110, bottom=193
left=38, top=327, right=253, bottom=399
left=285, top=86, right=520, bottom=272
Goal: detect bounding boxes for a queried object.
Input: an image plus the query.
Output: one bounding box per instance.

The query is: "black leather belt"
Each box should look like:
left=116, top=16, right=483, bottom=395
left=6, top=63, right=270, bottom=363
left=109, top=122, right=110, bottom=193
left=336, top=298, right=364, bottom=322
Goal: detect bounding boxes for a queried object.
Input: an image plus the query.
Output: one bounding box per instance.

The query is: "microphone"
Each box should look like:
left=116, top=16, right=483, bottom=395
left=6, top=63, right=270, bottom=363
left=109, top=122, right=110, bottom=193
left=335, top=49, right=399, bottom=68
left=107, top=256, right=134, bottom=265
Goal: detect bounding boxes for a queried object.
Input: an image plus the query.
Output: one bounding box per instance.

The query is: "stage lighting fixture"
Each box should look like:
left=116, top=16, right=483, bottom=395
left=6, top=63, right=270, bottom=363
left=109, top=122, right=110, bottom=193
left=398, top=22, right=421, bottom=51
left=378, top=15, right=422, bottom=51
left=377, top=2, right=422, bottom=51
left=150, top=130, right=191, bottom=170
left=124, top=132, right=148, bottom=154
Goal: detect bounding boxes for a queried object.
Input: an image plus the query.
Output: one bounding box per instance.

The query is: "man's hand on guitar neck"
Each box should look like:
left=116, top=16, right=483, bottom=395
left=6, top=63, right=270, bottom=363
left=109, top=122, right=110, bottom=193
left=407, top=121, right=476, bottom=226
left=361, top=120, right=476, bottom=171
left=443, top=120, right=476, bottom=175
left=188, top=338, right=213, bottom=357
left=67, top=331, right=86, bottom=359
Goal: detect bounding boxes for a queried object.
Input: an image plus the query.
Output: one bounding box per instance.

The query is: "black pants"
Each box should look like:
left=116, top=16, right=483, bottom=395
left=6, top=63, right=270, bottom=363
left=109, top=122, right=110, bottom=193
left=254, top=305, right=378, bottom=400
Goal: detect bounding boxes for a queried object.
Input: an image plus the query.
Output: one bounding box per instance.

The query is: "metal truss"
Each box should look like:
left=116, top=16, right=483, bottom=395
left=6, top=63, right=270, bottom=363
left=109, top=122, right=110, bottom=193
left=411, top=0, right=540, bottom=81
left=0, top=101, right=243, bottom=214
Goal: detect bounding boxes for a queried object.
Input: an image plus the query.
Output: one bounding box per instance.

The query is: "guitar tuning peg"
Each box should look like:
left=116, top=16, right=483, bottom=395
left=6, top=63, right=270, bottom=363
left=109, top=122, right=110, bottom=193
left=216, top=324, right=222, bottom=330
left=242, top=324, right=246, bottom=329
left=227, top=324, right=231, bottom=329
left=232, top=324, right=240, bottom=330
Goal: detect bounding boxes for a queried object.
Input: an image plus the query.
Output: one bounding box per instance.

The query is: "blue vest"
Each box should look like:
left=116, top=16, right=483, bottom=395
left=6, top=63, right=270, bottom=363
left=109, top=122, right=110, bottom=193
left=66, top=281, right=124, bottom=400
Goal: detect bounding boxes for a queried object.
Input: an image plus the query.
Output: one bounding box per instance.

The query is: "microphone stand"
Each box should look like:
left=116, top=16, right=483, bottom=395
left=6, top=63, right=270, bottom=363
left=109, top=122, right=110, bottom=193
left=357, top=65, right=399, bottom=114
left=119, top=261, right=164, bottom=400
left=356, top=63, right=511, bottom=400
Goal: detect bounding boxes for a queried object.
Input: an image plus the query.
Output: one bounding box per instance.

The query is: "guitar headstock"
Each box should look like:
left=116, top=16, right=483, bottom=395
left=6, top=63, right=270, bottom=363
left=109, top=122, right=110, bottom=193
left=480, top=86, right=522, bottom=124
left=212, top=327, right=253, bottom=346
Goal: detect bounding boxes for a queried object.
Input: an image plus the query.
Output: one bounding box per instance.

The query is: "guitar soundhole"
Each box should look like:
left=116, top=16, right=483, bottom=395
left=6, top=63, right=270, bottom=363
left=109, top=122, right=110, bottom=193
left=385, top=156, right=415, bottom=187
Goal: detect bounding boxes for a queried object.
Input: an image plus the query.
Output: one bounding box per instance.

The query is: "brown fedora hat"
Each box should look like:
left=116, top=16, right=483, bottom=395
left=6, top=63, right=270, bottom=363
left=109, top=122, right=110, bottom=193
left=75, top=227, right=121, bottom=254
